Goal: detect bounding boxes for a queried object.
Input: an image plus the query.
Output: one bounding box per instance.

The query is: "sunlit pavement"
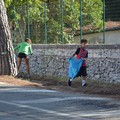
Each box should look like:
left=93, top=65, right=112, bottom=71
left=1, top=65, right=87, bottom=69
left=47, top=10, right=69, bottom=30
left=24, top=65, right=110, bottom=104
left=0, top=85, right=120, bottom=120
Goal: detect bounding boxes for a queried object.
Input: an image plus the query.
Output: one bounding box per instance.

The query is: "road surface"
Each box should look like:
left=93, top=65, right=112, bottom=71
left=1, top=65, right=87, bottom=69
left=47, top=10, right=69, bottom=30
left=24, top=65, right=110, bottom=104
left=0, top=83, right=120, bottom=120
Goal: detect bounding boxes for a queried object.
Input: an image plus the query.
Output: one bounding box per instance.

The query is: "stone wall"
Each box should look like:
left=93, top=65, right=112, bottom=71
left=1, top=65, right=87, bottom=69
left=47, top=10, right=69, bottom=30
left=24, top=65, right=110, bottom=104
left=21, top=45, right=120, bottom=83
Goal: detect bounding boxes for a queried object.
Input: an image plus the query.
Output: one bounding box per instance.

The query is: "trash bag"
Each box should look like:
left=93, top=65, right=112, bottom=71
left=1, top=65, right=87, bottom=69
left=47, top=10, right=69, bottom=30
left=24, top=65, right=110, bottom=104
left=68, top=57, right=83, bottom=80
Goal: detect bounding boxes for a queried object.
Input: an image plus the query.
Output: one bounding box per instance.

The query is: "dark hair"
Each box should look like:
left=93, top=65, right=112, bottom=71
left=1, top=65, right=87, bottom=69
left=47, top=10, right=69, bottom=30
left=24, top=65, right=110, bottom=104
left=81, top=39, right=87, bottom=44
left=25, top=38, right=30, bottom=42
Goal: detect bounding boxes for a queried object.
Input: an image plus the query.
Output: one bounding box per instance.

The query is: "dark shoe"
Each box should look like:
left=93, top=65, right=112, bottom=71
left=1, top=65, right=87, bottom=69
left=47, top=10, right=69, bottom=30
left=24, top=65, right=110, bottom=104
left=68, top=78, right=72, bottom=86
left=82, top=83, right=88, bottom=87
left=26, top=75, right=32, bottom=80
left=27, top=75, right=31, bottom=78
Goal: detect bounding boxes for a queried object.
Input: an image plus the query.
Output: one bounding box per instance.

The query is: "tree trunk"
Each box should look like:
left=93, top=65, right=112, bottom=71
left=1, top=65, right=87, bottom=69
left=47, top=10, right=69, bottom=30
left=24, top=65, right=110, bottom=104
left=0, top=0, right=17, bottom=76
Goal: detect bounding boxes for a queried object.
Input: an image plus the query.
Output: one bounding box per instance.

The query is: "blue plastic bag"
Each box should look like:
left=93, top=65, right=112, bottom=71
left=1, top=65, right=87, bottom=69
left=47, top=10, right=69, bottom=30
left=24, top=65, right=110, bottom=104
left=68, top=57, right=83, bottom=80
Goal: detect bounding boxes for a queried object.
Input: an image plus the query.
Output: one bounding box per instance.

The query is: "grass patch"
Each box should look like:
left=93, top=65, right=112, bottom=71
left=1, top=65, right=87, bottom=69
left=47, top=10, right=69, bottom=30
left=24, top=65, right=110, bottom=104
left=31, top=75, right=120, bottom=99
left=0, top=75, right=120, bottom=99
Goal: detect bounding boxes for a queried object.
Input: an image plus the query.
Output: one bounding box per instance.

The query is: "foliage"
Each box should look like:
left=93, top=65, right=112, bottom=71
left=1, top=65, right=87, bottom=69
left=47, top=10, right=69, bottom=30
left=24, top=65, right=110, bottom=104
left=4, top=0, right=103, bottom=44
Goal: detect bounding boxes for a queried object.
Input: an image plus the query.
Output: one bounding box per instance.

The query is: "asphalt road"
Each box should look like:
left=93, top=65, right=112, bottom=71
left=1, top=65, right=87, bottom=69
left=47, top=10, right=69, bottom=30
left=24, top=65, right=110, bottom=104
left=0, top=84, right=120, bottom=120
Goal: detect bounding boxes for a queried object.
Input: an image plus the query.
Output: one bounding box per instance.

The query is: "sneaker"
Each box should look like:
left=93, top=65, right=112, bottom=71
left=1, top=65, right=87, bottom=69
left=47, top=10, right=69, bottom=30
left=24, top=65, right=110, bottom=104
left=27, top=75, right=31, bottom=79
left=82, top=83, right=87, bottom=87
left=68, top=78, right=72, bottom=86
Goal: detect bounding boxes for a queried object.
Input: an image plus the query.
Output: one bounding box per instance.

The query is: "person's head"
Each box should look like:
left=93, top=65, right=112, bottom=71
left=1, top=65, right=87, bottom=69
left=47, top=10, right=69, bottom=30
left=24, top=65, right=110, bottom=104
left=81, top=39, right=87, bottom=48
left=25, top=38, right=31, bottom=44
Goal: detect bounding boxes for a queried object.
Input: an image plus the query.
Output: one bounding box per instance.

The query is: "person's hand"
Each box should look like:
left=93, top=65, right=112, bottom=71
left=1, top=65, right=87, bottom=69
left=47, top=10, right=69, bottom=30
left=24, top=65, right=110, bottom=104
left=69, top=56, right=73, bottom=60
left=74, top=55, right=77, bottom=58
left=81, top=58, right=86, bottom=61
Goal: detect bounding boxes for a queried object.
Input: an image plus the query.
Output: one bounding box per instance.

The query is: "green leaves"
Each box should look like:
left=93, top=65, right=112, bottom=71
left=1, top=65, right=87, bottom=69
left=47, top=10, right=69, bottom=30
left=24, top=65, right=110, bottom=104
left=5, top=0, right=103, bottom=44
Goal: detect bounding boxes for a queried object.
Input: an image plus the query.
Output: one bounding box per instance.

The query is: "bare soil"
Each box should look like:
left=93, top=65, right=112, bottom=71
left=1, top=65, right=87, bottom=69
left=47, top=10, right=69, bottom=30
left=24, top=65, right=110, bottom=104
left=0, top=76, right=42, bottom=87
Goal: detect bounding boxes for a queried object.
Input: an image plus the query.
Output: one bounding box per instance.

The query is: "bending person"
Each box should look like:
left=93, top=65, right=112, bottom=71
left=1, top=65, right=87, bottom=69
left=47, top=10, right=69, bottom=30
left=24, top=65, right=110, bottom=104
left=14, top=38, right=33, bottom=78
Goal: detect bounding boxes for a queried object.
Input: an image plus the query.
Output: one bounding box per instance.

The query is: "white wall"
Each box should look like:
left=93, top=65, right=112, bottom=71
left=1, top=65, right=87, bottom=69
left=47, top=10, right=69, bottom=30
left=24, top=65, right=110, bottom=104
left=74, top=30, right=120, bottom=45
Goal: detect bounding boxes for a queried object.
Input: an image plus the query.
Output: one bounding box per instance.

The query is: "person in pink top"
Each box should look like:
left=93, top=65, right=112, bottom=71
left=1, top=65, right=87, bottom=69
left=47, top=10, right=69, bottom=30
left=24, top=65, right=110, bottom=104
left=68, top=39, right=88, bottom=87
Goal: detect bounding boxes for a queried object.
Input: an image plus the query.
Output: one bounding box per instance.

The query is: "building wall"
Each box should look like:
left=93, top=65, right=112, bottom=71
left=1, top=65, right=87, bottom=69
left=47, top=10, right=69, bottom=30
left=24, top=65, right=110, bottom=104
left=21, top=45, right=120, bottom=83
left=74, top=30, right=120, bottom=45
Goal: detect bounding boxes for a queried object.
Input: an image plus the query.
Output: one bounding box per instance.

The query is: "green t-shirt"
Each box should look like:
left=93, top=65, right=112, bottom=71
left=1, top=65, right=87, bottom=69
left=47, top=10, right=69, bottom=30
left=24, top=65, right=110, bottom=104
left=14, top=42, right=33, bottom=55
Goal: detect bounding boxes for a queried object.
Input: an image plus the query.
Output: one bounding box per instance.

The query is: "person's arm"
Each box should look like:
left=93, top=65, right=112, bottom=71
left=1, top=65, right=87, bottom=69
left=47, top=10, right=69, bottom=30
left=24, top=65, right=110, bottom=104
left=29, top=45, right=33, bottom=55
left=83, top=51, right=88, bottom=61
left=73, top=48, right=80, bottom=57
left=14, top=44, right=20, bottom=51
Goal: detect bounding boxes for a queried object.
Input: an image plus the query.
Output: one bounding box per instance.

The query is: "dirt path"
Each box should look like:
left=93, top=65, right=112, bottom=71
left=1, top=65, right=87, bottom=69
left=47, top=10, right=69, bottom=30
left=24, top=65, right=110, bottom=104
left=0, top=76, right=42, bottom=87
left=0, top=76, right=120, bottom=100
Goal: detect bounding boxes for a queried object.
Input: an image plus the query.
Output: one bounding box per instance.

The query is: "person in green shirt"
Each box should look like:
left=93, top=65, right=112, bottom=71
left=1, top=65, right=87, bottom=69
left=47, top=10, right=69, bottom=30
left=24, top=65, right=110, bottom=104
left=14, top=38, right=33, bottom=77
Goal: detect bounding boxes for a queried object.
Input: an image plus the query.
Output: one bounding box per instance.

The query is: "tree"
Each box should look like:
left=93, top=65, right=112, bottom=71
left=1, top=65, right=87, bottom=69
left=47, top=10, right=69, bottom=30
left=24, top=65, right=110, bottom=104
left=5, top=0, right=103, bottom=44
left=0, top=0, right=17, bottom=76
